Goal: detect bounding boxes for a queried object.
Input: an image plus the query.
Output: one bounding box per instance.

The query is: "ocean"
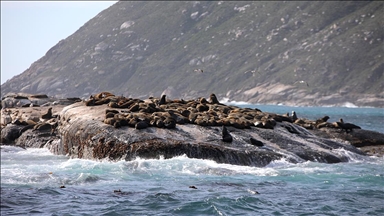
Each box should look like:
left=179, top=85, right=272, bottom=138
left=1, top=105, right=384, bottom=215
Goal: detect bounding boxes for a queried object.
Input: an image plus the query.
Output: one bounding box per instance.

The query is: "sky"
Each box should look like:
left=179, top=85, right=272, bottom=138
left=1, top=1, right=118, bottom=84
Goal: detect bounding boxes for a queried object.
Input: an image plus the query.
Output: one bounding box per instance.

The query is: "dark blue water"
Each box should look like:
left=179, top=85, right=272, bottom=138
left=1, top=105, right=384, bottom=215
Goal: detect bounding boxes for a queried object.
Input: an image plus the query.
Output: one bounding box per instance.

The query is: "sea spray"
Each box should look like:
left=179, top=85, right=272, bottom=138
left=1, top=145, right=384, bottom=215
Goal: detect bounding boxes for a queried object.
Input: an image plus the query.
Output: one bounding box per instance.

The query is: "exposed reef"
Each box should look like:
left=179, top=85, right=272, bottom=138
left=1, top=92, right=384, bottom=166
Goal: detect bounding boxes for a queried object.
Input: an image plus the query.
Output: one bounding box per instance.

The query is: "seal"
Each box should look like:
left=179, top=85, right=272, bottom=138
left=316, top=116, right=330, bottom=125
left=164, top=117, right=176, bottom=129
left=199, top=97, right=208, bottom=104
left=104, top=118, right=116, bottom=126
left=85, top=97, right=96, bottom=106
left=336, top=118, right=361, bottom=133
left=196, top=104, right=209, bottom=112
left=94, top=91, right=115, bottom=100
left=105, top=112, right=116, bottom=119
left=33, top=122, right=53, bottom=131
left=114, top=121, right=121, bottom=128
left=41, top=107, right=53, bottom=120
left=135, top=121, right=149, bottom=129
left=250, top=137, right=264, bottom=147
left=209, top=93, right=220, bottom=104
left=158, top=95, right=167, bottom=105
left=222, top=125, right=233, bottom=142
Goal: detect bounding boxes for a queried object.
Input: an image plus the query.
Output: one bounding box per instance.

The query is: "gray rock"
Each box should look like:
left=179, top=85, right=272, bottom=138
left=54, top=102, right=368, bottom=166
left=3, top=96, right=383, bottom=166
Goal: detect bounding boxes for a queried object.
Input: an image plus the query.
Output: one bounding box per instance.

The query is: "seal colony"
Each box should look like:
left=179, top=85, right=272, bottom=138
left=3, top=91, right=384, bottom=165
left=83, top=91, right=358, bottom=135
left=85, top=91, right=286, bottom=131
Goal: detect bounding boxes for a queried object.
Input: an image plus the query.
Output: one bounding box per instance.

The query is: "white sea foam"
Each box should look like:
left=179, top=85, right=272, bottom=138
left=265, top=158, right=295, bottom=168
left=341, top=102, right=359, bottom=108
left=0, top=145, right=25, bottom=153
left=219, top=97, right=253, bottom=106
left=332, top=148, right=369, bottom=163
left=16, top=147, right=54, bottom=156
left=125, top=154, right=280, bottom=176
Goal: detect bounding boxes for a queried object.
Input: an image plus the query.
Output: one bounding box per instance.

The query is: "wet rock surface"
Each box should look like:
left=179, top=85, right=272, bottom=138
left=1, top=92, right=383, bottom=166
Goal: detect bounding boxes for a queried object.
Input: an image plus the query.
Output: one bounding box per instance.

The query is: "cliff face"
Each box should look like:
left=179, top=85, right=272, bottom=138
left=1, top=1, right=383, bottom=107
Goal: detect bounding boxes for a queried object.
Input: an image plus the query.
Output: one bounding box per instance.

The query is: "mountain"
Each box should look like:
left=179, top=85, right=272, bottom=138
left=1, top=1, right=383, bottom=107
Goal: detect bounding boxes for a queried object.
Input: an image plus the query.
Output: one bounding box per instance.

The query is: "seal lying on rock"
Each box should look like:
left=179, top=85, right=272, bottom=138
left=250, top=137, right=264, bottom=147
left=336, top=118, right=361, bottom=133
left=85, top=91, right=307, bottom=131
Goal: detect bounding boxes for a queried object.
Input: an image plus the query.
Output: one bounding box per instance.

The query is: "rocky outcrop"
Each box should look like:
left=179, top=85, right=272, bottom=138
left=53, top=101, right=358, bottom=166
left=1, top=93, right=82, bottom=108
left=2, top=92, right=383, bottom=166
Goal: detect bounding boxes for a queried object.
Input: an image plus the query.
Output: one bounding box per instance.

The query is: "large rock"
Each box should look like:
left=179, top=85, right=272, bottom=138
left=2, top=92, right=383, bottom=166
left=54, top=99, right=366, bottom=166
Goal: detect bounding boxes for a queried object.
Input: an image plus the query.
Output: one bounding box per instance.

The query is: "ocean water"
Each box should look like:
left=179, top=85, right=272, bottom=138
left=1, top=105, right=384, bottom=215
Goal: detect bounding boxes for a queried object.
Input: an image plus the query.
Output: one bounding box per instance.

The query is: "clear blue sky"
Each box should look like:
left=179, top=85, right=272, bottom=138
left=1, top=1, right=118, bottom=84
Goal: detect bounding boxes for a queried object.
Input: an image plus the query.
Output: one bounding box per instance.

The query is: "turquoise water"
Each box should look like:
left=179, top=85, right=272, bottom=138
left=1, top=106, right=384, bottom=215
left=240, top=104, right=384, bottom=134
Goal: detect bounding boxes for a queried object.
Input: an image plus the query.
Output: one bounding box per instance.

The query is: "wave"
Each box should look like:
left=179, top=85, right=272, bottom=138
left=0, top=145, right=25, bottom=153
left=219, top=98, right=378, bottom=109
left=219, top=97, right=253, bottom=106
left=2, top=149, right=384, bottom=189
left=114, top=154, right=284, bottom=176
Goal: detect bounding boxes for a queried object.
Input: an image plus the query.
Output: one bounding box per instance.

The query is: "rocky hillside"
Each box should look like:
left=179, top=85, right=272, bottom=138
left=1, top=1, right=383, bottom=107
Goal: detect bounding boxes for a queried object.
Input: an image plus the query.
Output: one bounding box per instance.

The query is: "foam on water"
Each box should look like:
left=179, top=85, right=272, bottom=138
left=1, top=145, right=384, bottom=215
left=122, top=154, right=281, bottom=177
left=332, top=148, right=371, bottom=162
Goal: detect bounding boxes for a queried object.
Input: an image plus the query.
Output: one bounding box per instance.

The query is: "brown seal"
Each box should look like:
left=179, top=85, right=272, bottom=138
left=85, top=97, right=96, bottom=106
left=199, top=97, right=208, bottom=105
left=315, top=116, right=330, bottom=125
left=209, top=93, right=220, bottom=104
left=94, top=92, right=115, bottom=100
left=33, top=122, right=53, bottom=131
left=41, top=107, right=53, bottom=120
left=196, top=104, right=209, bottom=112
left=104, top=118, right=116, bottom=126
